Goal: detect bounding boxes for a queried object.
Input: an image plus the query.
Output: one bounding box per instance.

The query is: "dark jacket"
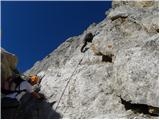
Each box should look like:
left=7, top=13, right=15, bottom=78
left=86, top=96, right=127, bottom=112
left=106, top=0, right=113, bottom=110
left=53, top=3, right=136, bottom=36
left=81, top=33, right=94, bottom=53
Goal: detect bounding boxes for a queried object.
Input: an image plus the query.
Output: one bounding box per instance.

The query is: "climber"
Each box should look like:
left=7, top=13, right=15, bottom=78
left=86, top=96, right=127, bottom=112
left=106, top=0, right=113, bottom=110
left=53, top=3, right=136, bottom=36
left=1, top=74, right=45, bottom=119
left=2, top=75, right=44, bottom=105
left=28, top=75, right=45, bottom=99
left=2, top=75, right=44, bottom=117
left=80, top=32, right=94, bottom=53
left=28, top=75, right=45, bottom=92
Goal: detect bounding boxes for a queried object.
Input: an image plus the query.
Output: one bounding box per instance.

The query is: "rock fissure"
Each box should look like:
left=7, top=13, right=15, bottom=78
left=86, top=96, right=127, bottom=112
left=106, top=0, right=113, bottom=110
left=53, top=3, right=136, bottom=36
left=102, top=54, right=113, bottom=63
left=119, top=96, right=159, bottom=116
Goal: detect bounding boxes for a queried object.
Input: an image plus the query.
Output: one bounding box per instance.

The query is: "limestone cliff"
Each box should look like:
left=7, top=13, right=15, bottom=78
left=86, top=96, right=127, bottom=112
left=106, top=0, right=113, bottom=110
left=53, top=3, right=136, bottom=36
left=25, top=1, right=159, bottom=118
left=1, top=48, right=18, bottom=87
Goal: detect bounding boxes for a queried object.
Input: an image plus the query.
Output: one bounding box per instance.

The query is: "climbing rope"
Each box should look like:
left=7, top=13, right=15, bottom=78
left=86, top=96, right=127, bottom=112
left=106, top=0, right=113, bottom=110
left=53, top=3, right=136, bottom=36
left=55, top=53, right=85, bottom=110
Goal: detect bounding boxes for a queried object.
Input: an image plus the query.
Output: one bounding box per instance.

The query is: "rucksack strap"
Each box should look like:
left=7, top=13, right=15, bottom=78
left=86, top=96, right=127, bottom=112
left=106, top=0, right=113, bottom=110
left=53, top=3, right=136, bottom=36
left=1, top=88, right=26, bottom=95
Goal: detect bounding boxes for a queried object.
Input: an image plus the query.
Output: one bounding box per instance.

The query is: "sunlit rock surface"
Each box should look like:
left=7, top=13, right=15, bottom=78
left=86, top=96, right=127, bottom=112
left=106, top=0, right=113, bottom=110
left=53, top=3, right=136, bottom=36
left=26, top=1, right=159, bottom=118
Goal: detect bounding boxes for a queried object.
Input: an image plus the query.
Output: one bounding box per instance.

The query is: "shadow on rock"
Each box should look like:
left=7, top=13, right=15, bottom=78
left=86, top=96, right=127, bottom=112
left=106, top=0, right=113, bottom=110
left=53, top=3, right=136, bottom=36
left=2, top=93, right=62, bottom=119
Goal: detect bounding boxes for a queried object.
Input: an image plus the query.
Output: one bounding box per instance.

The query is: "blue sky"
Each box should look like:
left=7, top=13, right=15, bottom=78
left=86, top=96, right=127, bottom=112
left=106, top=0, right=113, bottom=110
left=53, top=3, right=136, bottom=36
left=1, top=1, right=111, bottom=72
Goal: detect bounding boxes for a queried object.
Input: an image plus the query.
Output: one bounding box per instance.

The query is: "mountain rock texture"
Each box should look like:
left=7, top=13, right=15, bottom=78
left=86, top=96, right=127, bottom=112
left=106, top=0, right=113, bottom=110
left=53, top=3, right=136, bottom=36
left=26, top=1, right=159, bottom=119
left=1, top=48, right=18, bottom=87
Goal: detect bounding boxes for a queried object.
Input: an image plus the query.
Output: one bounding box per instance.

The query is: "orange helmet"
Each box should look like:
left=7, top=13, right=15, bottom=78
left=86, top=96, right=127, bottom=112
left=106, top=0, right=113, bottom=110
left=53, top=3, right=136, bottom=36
left=30, top=75, right=39, bottom=84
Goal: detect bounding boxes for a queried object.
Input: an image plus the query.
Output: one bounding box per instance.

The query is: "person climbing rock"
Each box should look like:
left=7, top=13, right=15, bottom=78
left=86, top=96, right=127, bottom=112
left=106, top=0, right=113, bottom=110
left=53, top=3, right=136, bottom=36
left=80, top=32, right=94, bottom=53
left=28, top=75, right=45, bottom=93
left=28, top=75, right=45, bottom=98
left=1, top=74, right=44, bottom=118
left=2, top=75, right=43, bottom=101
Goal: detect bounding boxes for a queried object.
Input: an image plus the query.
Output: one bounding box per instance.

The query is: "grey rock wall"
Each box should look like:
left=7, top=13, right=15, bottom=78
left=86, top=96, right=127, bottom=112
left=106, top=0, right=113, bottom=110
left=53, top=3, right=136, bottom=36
left=25, top=1, right=159, bottom=119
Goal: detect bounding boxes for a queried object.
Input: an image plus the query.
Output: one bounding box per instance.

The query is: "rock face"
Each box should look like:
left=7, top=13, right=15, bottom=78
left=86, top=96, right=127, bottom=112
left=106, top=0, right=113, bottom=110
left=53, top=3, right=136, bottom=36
left=26, top=1, right=159, bottom=119
left=1, top=48, right=18, bottom=86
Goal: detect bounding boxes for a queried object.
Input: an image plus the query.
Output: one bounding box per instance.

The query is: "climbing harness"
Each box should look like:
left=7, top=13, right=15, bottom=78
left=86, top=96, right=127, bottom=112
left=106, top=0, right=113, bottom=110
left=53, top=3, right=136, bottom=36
left=55, top=53, right=85, bottom=110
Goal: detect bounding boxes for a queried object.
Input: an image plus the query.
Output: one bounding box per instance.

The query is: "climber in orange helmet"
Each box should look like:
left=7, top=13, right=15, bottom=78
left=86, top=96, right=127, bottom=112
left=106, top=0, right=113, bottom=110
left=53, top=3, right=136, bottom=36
left=29, top=75, right=39, bottom=85
left=27, top=75, right=44, bottom=99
